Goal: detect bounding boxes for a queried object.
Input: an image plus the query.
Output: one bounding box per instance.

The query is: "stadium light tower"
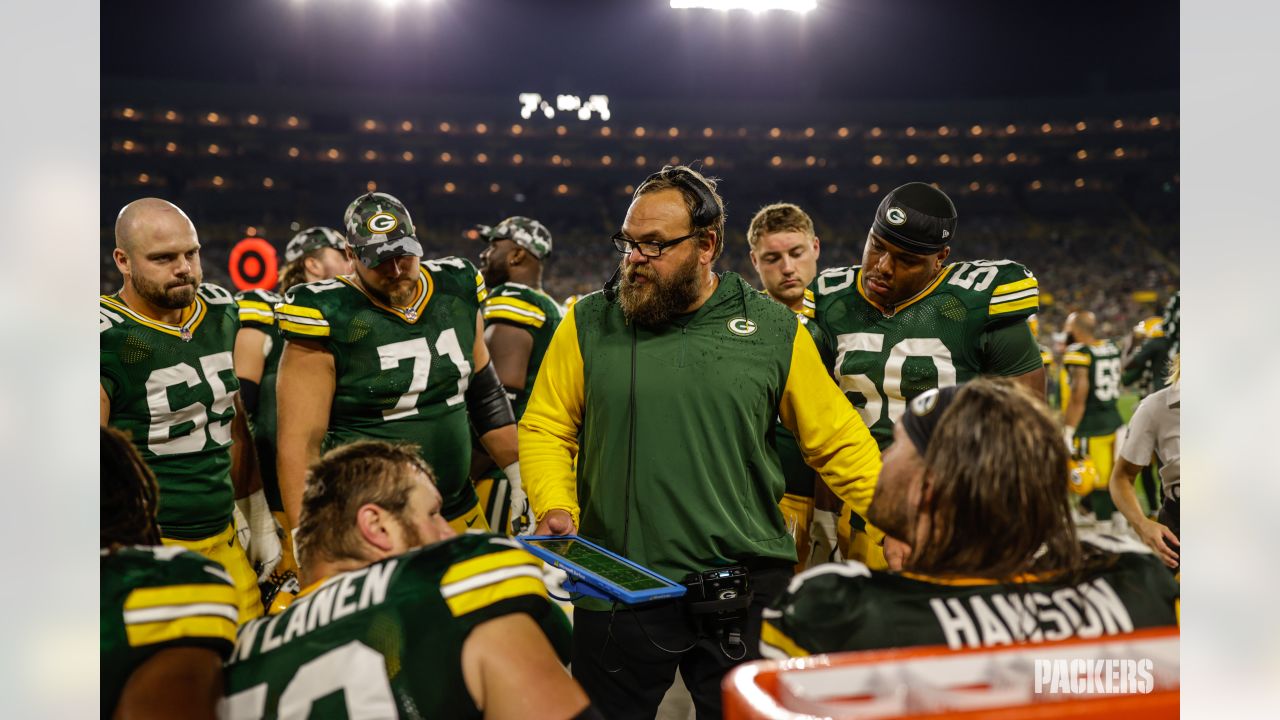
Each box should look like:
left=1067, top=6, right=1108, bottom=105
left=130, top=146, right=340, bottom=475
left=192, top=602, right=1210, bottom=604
left=670, top=0, right=817, bottom=13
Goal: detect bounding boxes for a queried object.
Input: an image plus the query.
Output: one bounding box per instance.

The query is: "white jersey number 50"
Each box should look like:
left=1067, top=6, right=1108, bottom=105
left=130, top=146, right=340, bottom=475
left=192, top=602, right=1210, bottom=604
left=834, top=333, right=956, bottom=427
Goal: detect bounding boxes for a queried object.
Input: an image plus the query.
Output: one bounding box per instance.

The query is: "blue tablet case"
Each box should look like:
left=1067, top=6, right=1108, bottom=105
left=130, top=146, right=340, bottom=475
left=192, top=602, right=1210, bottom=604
left=517, top=535, right=687, bottom=605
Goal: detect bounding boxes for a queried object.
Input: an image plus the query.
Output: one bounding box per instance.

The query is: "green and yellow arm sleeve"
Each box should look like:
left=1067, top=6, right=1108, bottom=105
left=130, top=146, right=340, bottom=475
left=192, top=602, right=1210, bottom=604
left=517, top=305, right=584, bottom=527
left=779, top=322, right=884, bottom=542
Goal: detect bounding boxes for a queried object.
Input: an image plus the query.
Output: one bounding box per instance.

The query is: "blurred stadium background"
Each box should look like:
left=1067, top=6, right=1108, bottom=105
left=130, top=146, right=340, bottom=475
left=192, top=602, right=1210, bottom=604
left=101, top=0, right=1178, bottom=339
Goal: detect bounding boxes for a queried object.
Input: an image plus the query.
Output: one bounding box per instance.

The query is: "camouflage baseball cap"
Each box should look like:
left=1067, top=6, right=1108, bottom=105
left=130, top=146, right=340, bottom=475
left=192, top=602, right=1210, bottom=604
left=342, top=192, right=423, bottom=267
left=476, top=216, right=552, bottom=260
left=284, top=226, right=347, bottom=263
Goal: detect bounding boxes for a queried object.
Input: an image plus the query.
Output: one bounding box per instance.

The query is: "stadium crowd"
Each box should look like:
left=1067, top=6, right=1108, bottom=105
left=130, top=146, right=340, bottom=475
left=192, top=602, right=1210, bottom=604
left=101, top=152, right=1180, bottom=716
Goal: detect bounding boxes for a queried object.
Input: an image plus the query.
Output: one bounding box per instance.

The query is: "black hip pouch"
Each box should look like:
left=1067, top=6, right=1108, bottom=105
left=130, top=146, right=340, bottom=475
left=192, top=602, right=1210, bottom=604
left=682, top=566, right=752, bottom=630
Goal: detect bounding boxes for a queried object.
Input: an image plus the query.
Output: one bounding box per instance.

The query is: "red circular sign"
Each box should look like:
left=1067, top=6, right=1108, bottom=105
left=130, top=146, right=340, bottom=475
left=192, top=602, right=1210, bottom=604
left=229, top=237, right=279, bottom=291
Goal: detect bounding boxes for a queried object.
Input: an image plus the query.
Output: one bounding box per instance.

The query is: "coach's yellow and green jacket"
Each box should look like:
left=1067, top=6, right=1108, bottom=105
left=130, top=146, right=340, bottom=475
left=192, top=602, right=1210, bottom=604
left=519, top=272, right=882, bottom=589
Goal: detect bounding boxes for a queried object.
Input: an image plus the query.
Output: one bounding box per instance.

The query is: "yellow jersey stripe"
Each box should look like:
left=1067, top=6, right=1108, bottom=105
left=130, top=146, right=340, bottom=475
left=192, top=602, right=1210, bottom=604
left=441, top=549, right=541, bottom=587
left=275, top=303, right=323, bottom=320
left=475, top=273, right=488, bottom=303
left=484, top=296, right=546, bottom=317
left=992, top=277, right=1038, bottom=296
left=1041, top=351, right=1053, bottom=365
left=1063, top=351, right=1092, bottom=366
left=236, top=299, right=274, bottom=313
left=445, top=575, right=547, bottom=618
left=238, top=309, right=276, bottom=325
left=124, top=583, right=238, bottom=611
left=483, top=308, right=544, bottom=328
left=126, top=615, right=237, bottom=648
left=990, top=288, right=1039, bottom=305
left=899, top=570, right=1058, bottom=586
left=124, top=602, right=239, bottom=625
left=760, top=621, right=809, bottom=658
left=988, top=296, right=1039, bottom=316
left=279, top=319, right=331, bottom=337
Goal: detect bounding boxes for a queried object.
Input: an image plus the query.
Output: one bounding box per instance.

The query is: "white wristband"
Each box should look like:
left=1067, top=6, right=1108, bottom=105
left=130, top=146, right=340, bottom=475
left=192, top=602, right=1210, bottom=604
left=503, top=462, right=523, bottom=494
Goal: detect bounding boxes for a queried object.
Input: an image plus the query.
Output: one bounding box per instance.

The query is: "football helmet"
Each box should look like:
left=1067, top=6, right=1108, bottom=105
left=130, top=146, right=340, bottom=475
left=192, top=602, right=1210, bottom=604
left=1068, top=456, right=1099, bottom=496
left=1133, top=316, right=1165, bottom=340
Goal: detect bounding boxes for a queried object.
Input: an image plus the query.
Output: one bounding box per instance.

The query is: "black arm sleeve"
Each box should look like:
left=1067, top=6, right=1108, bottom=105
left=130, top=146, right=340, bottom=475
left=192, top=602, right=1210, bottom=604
left=466, top=361, right=516, bottom=435
left=237, top=378, right=260, bottom=417
left=572, top=706, right=606, bottom=720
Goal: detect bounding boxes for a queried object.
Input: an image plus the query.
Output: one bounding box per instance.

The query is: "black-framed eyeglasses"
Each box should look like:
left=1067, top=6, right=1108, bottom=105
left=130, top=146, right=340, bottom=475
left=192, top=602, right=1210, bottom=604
left=611, top=230, right=701, bottom=258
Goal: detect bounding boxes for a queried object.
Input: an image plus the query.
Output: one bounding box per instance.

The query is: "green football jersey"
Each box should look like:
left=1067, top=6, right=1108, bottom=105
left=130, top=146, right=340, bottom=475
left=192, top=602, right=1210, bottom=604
left=276, top=258, right=487, bottom=519
left=102, top=545, right=239, bottom=717
left=480, top=281, right=563, bottom=418
left=762, top=534, right=1179, bottom=657
left=1064, top=339, right=1125, bottom=437
left=221, top=533, right=571, bottom=719
left=235, top=288, right=285, bottom=511
left=100, top=283, right=242, bottom=540
left=811, top=260, right=1043, bottom=449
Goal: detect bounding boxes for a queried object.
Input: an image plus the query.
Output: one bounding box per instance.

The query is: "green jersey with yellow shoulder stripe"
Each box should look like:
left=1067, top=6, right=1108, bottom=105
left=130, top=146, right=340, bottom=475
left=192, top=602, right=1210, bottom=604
left=1063, top=339, right=1125, bottom=437
left=234, top=288, right=285, bottom=510
left=480, top=282, right=563, bottom=417
left=275, top=258, right=487, bottom=519
left=761, top=533, right=1179, bottom=657
left=221, top=533, right=571, bottom=720
left=100, top=283, right=241, bottom=540
left=811, top=260, right=1042, bottom=449
left=101, top=545, right=239, bottom=717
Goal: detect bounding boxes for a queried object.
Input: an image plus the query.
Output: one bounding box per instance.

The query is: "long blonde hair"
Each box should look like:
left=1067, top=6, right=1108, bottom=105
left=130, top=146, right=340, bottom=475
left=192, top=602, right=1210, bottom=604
left=1167, top=352, right=1180, bottom=385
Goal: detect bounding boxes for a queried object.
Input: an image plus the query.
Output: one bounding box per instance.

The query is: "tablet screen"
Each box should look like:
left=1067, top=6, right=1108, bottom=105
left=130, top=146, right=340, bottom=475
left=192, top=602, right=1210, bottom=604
left=525, top=538, right=670, bottom=591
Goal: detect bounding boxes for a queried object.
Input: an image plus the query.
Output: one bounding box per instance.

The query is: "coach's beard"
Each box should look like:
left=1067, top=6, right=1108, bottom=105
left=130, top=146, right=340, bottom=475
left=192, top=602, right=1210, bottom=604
left=618, top=254, right=702, bottom=327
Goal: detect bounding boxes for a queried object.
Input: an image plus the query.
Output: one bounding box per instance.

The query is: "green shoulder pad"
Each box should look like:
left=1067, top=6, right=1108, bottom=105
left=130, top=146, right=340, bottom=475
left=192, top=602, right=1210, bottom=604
left=421, top=534, right=572, bottom=663
left=942, top=259, right=1039, bottom=324
left=766, top=561, right=872, bottom=658
left=276, top=278, right=347, bottom=341
left=110, top=546, right=239, bottom=652
left=422, top=256, right=487, bottom=308
left=811, top=265, right=860, bottom=302
left=483, top=283, right=555, bottom=330
left=1063, top=342, right=1094, bottom=367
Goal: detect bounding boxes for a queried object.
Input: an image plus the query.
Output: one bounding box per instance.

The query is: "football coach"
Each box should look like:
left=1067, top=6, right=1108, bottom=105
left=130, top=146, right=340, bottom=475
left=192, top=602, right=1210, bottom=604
left=519, top=165, right=883, bottom=719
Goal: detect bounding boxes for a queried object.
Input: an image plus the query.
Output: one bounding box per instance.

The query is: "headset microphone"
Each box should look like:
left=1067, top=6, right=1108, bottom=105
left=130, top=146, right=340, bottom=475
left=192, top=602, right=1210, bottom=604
left=603, top=263, right=622, bottom=303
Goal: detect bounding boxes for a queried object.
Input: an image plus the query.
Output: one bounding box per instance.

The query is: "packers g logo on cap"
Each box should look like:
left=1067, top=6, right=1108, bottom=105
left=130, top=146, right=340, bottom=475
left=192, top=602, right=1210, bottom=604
left=910, top=388, right=940, bottom=416
left=367, top=212, right=399, bottom=234
left=727, top=318, right=757, bottom=336
left=885, top=207, right=908, bottom=226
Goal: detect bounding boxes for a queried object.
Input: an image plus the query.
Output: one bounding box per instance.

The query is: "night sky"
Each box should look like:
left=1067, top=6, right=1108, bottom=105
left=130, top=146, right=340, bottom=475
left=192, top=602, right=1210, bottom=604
left=102, top=0, right=1178, bottom=102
